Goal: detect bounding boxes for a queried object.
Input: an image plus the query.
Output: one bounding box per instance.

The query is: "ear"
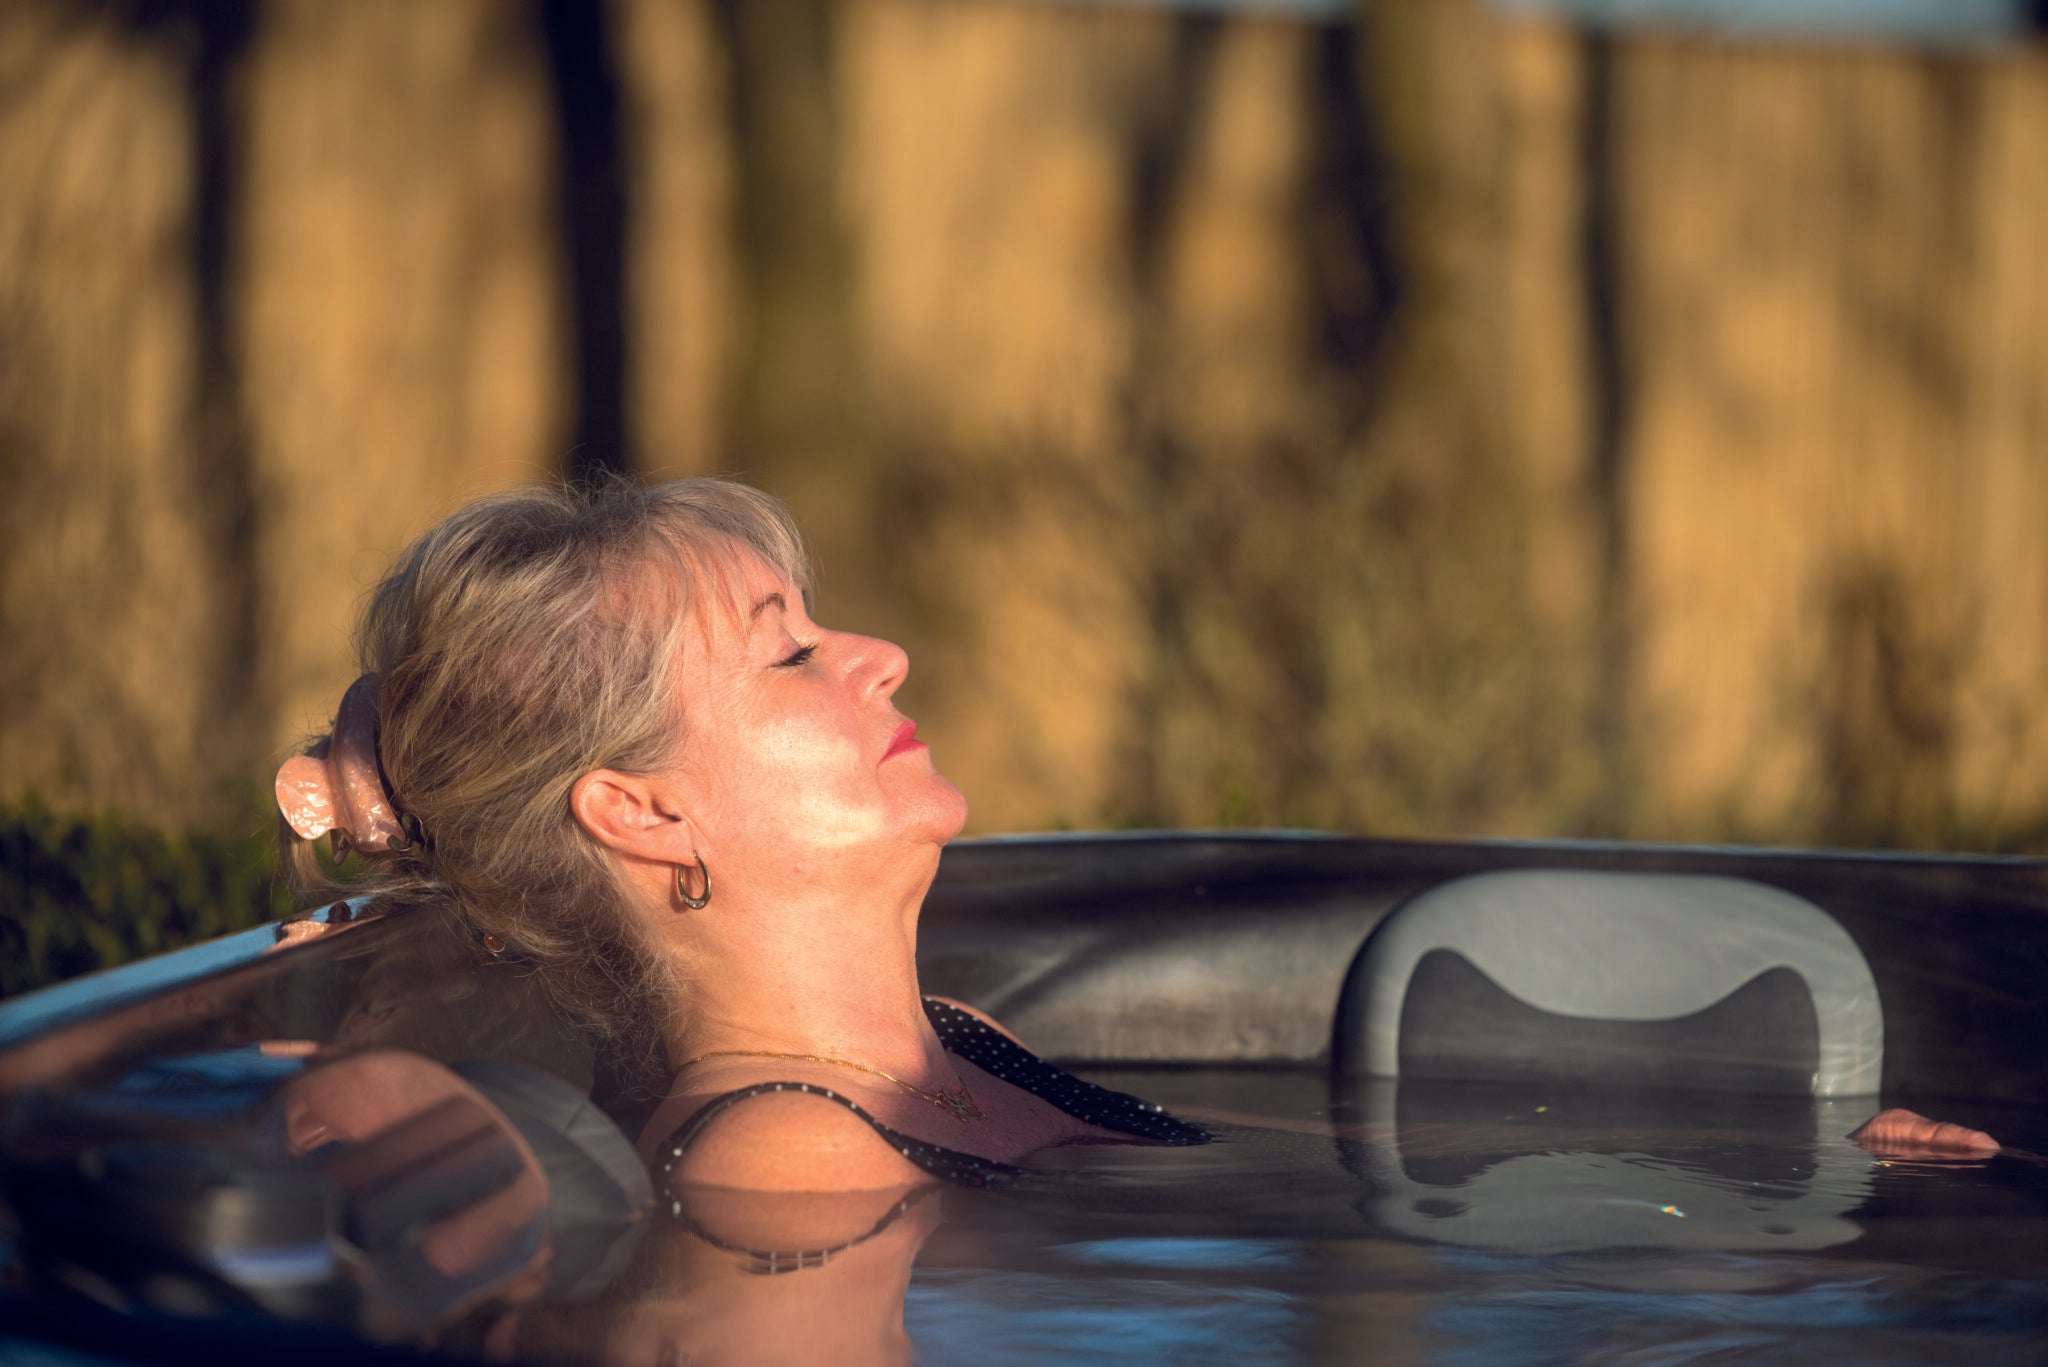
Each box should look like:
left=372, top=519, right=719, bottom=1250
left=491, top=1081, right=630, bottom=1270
left=570, top=769, right=698, bottom=863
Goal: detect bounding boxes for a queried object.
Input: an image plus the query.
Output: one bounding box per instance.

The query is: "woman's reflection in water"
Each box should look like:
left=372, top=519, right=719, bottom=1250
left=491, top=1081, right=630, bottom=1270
left=275, top=1043, right=931, bottom=1366
left=511, top=1181, right=943, bottom=1367
left=278, top=1051, right=556, bottom=1349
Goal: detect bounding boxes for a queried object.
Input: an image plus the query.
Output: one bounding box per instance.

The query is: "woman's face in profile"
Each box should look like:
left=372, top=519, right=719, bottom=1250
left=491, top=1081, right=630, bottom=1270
left=666, top=546, right=968, bottom=881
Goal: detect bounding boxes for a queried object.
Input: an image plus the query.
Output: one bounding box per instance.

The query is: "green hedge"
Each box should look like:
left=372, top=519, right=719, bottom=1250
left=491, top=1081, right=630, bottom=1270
left=0, top=797, right=292, bottom=999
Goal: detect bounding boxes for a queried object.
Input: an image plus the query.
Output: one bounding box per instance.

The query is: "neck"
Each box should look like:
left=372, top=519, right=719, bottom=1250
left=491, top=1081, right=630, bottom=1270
left=661, top=855, right=949, bottom=1085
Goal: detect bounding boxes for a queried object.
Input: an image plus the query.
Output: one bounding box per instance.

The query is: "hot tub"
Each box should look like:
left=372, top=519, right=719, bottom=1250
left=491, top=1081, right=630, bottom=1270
left=3, top=832, right=2045, bottom=1364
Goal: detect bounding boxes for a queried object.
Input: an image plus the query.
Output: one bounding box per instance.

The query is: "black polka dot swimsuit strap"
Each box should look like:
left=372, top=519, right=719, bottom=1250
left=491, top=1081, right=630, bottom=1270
left=651, top=998, right=1207, bottom=1190
left=919, top=998, right=1208, bottom=1146
left=655, top=1078, right=1020, bottom=1188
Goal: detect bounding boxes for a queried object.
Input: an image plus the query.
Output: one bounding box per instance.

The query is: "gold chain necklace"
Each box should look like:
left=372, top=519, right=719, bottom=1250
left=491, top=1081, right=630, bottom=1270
left=676, top=1048, right=988, bottom=1123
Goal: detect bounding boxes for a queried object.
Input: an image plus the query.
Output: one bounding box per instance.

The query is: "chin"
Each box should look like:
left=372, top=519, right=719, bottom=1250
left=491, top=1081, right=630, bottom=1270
left=920, top=775, right=970, bottom=844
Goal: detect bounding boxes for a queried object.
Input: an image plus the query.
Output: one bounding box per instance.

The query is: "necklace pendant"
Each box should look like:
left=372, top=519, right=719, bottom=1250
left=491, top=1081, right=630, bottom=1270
left=936, top=1089, right=985, bottom=1123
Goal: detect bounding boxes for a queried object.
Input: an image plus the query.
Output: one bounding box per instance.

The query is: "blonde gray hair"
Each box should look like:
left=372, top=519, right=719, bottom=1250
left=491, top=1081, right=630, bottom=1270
left=281, top=478, right=809, bottom=1068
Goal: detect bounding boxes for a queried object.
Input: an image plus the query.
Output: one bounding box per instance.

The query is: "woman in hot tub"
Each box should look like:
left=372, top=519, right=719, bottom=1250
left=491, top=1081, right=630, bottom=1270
left=274, top=478, right=1205, bottom=1194
left=275, top=476, right=1999, bottom=1194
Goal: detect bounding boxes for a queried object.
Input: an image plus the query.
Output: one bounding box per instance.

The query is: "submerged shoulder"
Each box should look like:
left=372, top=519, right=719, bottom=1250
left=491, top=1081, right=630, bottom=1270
left=652, top=1085, right=933, bottom=1193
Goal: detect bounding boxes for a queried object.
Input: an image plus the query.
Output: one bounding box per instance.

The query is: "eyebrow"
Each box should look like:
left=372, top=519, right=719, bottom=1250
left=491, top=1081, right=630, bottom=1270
left=749, top=591, right=786, bottom=622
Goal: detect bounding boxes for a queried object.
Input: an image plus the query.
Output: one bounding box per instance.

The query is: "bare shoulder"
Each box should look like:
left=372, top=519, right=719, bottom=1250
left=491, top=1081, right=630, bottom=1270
left=648, top=1087, right=933, bottom=1193
left=925, top=995, right=1027, bottom=1048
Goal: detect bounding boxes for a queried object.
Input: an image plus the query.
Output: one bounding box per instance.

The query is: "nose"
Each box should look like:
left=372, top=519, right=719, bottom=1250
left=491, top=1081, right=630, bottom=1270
left=843, top=632, right=908, bottom=698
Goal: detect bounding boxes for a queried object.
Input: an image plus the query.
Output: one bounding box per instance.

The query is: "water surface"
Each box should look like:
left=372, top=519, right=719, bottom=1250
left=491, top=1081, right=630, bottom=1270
left=890, top=1068, right=2048, bottom=1365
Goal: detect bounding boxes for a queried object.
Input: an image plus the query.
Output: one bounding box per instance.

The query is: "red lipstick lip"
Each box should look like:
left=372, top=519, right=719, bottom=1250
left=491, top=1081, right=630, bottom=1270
left=882, top=720, right=925, bottom=761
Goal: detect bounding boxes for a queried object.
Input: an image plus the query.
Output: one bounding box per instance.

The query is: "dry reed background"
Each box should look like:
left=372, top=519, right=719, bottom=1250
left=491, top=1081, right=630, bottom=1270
left=5, top=0, right=2048, bottom=854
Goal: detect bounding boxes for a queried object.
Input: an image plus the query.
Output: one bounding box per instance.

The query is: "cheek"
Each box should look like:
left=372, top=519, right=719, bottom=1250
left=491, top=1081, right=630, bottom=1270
left=747, top=711, right=867, bottom=794
left=707, top=709, right=878, bottom=837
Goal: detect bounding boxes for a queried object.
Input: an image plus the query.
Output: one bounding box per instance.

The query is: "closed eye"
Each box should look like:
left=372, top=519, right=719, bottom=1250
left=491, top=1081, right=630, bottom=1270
left=774, top=642, right=818, bottom=668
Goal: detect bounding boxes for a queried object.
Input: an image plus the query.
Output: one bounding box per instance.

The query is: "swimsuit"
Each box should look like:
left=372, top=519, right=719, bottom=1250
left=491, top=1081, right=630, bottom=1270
left=652, top=998, right=1209, bottom=1190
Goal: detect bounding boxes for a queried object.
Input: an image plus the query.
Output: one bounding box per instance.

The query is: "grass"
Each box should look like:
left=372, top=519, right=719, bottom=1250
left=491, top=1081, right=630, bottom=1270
left=0, top=795, right=291, bottom=999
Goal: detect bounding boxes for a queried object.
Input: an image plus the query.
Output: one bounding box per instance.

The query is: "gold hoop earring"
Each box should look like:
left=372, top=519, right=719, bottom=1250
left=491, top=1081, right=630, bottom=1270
left=675, top=855, right=711, bottom=910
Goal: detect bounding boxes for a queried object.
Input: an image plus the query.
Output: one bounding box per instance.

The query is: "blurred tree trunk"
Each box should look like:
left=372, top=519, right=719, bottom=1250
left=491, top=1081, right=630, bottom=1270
left=1320, top=0, right=1613, bottom=837
left=713, top=0, right=871, bottom=528
left=240, top=0, right=565, bottom=753
left=0, top=2, right=244, bottom=822
left=1118, top=13, right=1337, bottom=829
left=614, top=0, right=734, bottom=476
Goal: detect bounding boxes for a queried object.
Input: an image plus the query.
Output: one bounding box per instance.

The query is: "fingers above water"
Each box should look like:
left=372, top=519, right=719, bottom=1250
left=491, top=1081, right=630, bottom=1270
left=1849, top=1107, right=2000, bottom=1157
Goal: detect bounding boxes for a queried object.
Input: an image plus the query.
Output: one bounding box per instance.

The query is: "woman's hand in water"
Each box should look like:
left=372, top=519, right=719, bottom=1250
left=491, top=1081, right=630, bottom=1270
left=1849, top=1108, right=1999, bottom=1157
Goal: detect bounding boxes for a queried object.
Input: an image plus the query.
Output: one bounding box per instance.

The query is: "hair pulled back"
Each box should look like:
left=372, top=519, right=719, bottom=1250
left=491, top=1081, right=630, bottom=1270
left=281, top=478, right=809, bottom=1059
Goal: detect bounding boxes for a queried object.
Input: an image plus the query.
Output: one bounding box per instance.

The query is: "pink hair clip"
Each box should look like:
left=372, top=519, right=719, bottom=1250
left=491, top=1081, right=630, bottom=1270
left=275, top=674, right=410, bottom=854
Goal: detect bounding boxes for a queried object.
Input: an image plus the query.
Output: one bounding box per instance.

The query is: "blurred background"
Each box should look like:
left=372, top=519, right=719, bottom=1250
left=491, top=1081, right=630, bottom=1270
left=6, top=0, right=2048, bottom=989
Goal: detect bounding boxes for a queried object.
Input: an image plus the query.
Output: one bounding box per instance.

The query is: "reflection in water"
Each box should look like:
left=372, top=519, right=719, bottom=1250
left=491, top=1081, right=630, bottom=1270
left=901, top=1068, right=2046, bottom=1367
left=511, top=1183, right=945, bottom=1367
left=510, top=1073, right=2006, bottom=1366
left=0, top=1046, right=650, bottom=1358
left=668, top=1182, right=944, bottom=1276
left=1346, top=1079, right=1879, bottom=1254
left=7, top=1056, right=2045, bottom=1365
left=282, top=1051, right=555, bottom=1340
